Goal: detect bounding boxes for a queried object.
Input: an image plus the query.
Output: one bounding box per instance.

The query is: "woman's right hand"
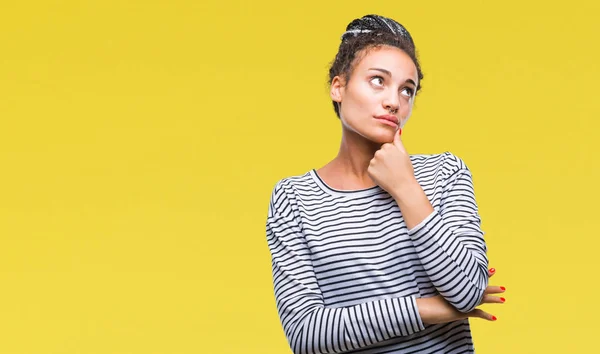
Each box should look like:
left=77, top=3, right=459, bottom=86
left=416, top=267, right=506, bottom=324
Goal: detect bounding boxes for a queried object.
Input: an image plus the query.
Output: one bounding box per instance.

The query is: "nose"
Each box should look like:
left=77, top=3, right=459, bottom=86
left=383, top=93, right=400, bottom=114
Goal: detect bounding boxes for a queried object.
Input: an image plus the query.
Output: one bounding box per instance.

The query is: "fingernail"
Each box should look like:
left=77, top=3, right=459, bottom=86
left=398, top=128, right=402, bottom=136
left=500, top=286, right=506, bottom=291
left=489, top=268, right=495, bottom=273
left=500, top=297, right=505, bottom=302
left=492, top=316, right=497, bottom=321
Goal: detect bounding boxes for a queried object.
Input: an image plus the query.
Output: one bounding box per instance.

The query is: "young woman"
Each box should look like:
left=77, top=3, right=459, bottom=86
left=265, top=14, right=506, bottom=354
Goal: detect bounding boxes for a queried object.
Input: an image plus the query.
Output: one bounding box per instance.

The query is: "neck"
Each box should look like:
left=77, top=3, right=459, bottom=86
left=330, top=128, right=382, bottom=187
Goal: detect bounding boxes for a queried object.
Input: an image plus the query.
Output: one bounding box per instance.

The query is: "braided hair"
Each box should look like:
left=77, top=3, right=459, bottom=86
left=328, top=14, right=424, bottom=119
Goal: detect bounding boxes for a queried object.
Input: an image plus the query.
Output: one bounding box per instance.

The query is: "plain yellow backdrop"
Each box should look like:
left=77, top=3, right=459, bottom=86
left=1, top=0, right=598, bottom=353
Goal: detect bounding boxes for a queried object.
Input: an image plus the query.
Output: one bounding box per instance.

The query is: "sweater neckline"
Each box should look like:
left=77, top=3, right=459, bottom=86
left=309, top=169, right=384, bottom=198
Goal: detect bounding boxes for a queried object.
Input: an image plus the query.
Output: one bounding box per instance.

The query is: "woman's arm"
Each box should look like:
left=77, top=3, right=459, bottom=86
left=266, top=183, right=425, bottom=354
left=391, top=158, right=488, bottom=313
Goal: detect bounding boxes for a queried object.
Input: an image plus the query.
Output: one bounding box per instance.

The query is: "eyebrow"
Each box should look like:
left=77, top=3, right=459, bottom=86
left=368, top=67, right=417, bottom=86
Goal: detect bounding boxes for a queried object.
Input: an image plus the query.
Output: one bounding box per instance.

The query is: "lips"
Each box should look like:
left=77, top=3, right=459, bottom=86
left=374, top=114, right=399, bottom=125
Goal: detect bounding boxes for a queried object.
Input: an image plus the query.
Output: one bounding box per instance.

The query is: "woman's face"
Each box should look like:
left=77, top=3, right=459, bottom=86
left=331, top=45, right=418, bottom=144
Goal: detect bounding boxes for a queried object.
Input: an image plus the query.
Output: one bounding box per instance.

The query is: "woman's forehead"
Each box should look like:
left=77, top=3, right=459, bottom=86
left=355, top=47, right=417, bottom=79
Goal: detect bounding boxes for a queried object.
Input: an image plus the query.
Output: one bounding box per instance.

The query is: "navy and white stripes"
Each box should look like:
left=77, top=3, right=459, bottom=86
left=266, top=152, right=488, bottom=353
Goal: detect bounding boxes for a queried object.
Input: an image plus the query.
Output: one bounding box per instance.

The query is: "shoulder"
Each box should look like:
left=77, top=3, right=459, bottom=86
left=270, top=171, right=312, bottom=198
left=267, top=170, right=312, bottom=215
left=441, top=151, right=470, bottom=175
left=410, top=151, right=472, bottom=181
left=411, top=150, right=469, bottom=170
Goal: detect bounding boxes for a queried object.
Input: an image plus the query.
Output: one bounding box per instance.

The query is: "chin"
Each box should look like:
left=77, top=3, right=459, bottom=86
left=363, top=129, right=396, bottom=145
left=344, top=120, right=397, bottom=144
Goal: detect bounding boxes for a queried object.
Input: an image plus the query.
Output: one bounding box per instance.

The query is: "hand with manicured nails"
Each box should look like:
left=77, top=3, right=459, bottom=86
left=416, top=268, right=506, bottom=324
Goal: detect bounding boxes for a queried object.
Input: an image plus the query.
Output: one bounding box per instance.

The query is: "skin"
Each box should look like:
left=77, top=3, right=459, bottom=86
left=319, top=45, right=506, bottom=323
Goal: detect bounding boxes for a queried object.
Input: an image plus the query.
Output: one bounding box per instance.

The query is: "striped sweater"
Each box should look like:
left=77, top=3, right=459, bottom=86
left=265, top=152, right=489, bottom=354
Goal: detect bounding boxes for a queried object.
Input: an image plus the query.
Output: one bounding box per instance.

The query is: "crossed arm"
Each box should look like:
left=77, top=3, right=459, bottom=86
left=266, top=166, right=504, bottom=354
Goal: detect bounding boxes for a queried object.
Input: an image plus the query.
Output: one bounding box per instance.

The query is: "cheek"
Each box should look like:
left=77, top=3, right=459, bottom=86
left=399, top=116, right=408, bottom=128
left=399, top=105, right=413, bottom=127
left=341, top=90, right=361, bottom=115
left=340, top=91, right=374, bottom=130
left=347, top=85, right=376, bottom=112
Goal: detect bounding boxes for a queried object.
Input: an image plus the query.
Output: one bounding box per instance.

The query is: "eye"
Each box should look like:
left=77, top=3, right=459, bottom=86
left=400, top=87, right=414, bottom=98
left=370, top=76, right=384, bottom=87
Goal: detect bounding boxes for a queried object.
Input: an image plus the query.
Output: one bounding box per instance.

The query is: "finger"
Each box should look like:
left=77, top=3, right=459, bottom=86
left=469, top=308, right=497, bottom=321
left=480, top=294, right=506, bottom=304
left=484, top=285, right=506, bottom=295
left=488, top=268, right=496, bottom=277
left=393, top=127, right=404, bottom=149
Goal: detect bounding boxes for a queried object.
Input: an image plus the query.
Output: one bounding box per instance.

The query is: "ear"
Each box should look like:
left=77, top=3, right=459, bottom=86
left=330, top=76, right=345, bottom=103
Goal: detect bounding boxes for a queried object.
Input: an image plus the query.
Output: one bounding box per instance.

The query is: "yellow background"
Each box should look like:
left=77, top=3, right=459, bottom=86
left=1, top=0, right=598, bottom=353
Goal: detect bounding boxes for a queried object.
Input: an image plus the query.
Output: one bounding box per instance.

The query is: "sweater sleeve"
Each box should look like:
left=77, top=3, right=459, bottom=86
left=407, top=163, right=489, bottom=313
left=266, top=182, right=425, bottom=354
